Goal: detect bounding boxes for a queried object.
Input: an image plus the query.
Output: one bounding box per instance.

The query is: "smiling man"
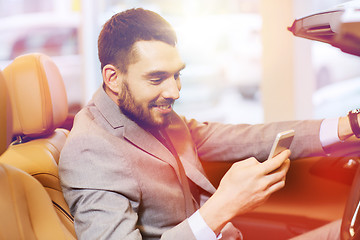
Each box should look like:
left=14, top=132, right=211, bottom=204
left=59, top=8, right=356, bottom=240
left=105, top=40, right=185, bottom=128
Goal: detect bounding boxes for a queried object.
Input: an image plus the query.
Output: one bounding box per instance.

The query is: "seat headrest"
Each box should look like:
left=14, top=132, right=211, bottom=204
left=3, top=53, right=68, bottom=137
left=0, top=70, right=13, bottom=154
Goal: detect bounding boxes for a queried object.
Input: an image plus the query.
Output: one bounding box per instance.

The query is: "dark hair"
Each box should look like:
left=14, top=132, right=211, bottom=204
left=98, top=8, right=177, bottom=73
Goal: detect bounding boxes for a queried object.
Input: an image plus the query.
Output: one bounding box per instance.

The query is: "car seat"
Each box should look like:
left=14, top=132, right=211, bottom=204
left=0, top=163, right=75, bottom=240
left=0, top=70, right=12, bottom=155
left=0, top=68, right=75, bottom=239
left=0, top=53, right=76, bottom=238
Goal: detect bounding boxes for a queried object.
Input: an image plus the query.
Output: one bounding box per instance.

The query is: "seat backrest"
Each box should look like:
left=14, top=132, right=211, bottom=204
left=0, top=70, right=12, bottom=155
left=0, top=53, right=76, bottom=237
left=0, top=163, right=75, bottom=240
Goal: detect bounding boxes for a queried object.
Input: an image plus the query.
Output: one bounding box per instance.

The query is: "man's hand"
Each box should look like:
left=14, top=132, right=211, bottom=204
left=199, top=150, right=291, bottom=235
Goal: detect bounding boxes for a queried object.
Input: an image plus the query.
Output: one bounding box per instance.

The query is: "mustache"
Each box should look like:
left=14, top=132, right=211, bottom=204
left=149, top=99, right=175, bottom=107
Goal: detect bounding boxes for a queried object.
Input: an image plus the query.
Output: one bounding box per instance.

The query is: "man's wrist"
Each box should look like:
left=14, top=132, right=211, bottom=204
left=198, top=194, right=231, bottom=236
left=338, top=116, right=355, bottom=141
left=188, top=210, right=219, bottom=240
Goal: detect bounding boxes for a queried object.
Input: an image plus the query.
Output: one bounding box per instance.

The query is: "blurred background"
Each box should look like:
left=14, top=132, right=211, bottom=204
left=0, top=0, right=359, bottom=124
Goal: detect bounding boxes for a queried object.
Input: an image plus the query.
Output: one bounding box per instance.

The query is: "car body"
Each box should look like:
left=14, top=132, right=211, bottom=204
left=289, top=1, right=360, bottom=90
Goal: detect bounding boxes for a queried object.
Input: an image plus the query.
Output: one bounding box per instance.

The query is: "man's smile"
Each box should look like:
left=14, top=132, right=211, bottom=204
left=151, top=102, right=173, bottom=114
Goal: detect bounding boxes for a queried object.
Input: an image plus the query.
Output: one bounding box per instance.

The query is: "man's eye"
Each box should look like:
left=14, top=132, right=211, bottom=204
left=149, top=79, right=163, bottom=85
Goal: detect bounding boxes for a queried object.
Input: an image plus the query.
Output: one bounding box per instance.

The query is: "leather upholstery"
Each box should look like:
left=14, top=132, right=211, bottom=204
left=0, top=53, right=76, bottom=238
left=0, top=163, right=74, bottom=240
left=0, top=70, right=12, bottom=155
left=3, top=53, right=68, bottom=137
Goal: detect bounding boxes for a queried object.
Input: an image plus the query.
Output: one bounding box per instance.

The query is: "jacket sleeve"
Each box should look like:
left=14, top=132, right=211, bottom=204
left=61, top=187, right=196, bottom=240
left=59, top=128, right=197, bottom=240
left=183, top=117, right=326, bottom=162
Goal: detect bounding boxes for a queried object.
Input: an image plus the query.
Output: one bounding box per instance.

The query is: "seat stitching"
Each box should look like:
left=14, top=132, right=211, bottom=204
left=52, top=201, right=74, bottom=222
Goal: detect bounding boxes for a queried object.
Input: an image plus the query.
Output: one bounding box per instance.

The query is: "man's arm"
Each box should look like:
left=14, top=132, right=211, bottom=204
left=59, top=131, right=198, bottom=240
left=64, top=188, right=142, bottom=239
left=59, top=130, right=143, bottom=239
left=62, top=186, right=198, bottom=240
left=184, top=117, right=325, bottom=162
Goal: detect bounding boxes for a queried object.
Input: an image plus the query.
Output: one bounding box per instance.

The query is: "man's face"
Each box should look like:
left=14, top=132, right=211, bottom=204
left=117, top=40, right=185, bottom=128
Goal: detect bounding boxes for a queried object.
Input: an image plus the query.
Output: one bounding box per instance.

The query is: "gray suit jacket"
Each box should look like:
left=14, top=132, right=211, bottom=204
left=59, top=87, right=325, bottom=240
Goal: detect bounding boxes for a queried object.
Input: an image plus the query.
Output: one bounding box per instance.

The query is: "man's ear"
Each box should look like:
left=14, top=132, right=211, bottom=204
left=102, top=64, right=123, bottom=94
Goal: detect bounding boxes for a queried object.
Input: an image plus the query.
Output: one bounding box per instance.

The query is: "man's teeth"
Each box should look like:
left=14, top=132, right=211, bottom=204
left=157, top=105, right=170, bottom=109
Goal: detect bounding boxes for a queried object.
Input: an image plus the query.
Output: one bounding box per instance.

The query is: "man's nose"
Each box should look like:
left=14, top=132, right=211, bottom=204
left=162, top=78, right=181, bottom=100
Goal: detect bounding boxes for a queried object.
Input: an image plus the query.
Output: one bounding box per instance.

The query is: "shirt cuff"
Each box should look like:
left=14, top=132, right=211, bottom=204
left=320, top=118, right=341, bottom=147
left=188, top=210, right=222, bottom=240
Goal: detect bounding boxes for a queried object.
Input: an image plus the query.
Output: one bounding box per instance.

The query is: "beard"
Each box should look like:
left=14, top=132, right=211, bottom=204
left=117, top=81, right=174, bottom=129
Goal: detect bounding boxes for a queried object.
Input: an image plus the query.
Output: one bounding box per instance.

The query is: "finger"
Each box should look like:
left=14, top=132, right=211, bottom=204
left=252, top=173, right=288, bottom=206
left=262, top=158, right=290, bottom=187
left=281, top=159, right=290, bottom=181
left=269, top=158, right=290, bottom=178
left=261, top=149, right=291, bottom=175
left=265, top=176, right=287, bottom=195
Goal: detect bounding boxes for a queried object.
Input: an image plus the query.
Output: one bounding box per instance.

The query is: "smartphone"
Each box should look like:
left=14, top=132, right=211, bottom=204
left=267, top=130, right=295, bottom=160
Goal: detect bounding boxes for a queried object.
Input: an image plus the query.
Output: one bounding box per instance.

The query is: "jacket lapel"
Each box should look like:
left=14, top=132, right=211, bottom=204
left=123, top=121, right=182, bottom=180
left=93, top=87, right=215, bottom=195
left=166, top=114, right=216, bottom=195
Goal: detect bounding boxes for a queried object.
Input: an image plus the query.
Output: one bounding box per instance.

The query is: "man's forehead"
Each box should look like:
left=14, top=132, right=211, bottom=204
left=133, top=40, right=179, bottom=58
left=132, top=40, right=185, bottom=72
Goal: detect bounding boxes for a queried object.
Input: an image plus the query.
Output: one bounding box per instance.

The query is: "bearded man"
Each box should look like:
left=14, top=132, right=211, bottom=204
left=59, top=8, right=356, bottom=240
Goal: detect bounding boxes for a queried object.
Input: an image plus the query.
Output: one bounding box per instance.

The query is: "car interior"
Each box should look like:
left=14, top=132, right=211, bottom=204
left=0, top=54, right=359, bottom=240
left=0, top=3, right=360, bottom=240
left=0, top=53, right=75, bottom=239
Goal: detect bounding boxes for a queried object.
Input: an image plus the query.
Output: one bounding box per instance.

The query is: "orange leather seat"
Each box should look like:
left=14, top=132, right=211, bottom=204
left=0, top=70, right=12, bottom=155
left=0, top=53, right=76, bottom=238
left=0, top=163, right=75, bottom=240
left=0, top=67, right=74, bottom=239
